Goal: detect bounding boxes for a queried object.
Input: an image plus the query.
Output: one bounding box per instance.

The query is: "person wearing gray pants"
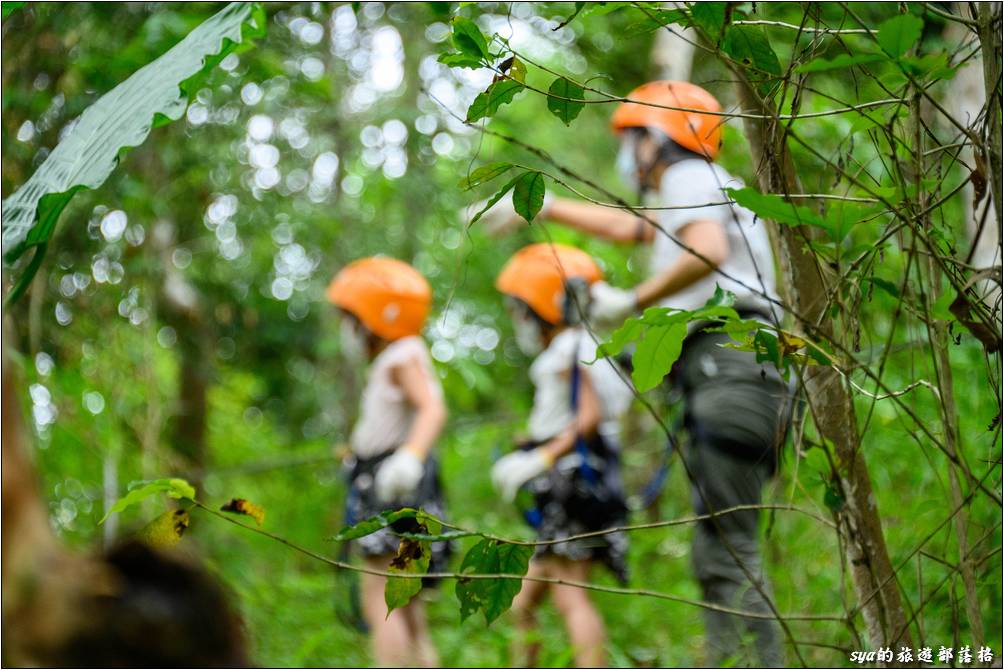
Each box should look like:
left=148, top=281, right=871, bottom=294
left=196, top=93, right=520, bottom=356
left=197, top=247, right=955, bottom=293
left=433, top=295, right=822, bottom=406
left=479, top=79, right=794, bottom=665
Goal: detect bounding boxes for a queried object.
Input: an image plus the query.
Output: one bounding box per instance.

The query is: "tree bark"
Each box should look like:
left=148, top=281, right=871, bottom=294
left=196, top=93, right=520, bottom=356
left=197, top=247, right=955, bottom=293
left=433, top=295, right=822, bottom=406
left=728, top=69, right=913, bottom=653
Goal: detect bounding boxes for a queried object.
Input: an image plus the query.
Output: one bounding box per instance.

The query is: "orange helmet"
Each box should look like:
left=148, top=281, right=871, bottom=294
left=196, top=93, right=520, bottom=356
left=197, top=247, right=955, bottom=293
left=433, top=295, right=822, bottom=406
left=496, top=243, right=602, bottom=325
left=326, top=257, right=431, bottom=340
left=611, top=80, right=722, bottom=159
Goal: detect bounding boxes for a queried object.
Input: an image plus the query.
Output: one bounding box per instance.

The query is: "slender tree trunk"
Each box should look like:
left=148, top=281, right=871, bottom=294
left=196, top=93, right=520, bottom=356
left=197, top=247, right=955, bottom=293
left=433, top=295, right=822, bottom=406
left=976, top=2, right=1003, bottom=229
left=728, top=69, right=913, bottom=653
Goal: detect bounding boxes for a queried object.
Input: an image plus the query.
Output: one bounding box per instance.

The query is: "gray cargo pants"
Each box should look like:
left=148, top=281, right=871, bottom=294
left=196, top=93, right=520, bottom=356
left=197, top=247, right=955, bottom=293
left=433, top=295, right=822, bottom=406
left=675, top=328, right=791, bottom=667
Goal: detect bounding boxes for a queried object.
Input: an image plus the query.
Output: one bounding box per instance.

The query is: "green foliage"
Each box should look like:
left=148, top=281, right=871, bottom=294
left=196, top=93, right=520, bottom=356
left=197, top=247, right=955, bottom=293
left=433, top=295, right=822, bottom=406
left=450, top=16, right=490, bottom=61
left=101, top=477, right=195, bottom=523
left=688, top=2, right=727, bottom=41
left=546, top=76, right=585, bottom=125
left=876, top=13, right=924, bottom=58
left=467, top=79, right=525, bottom=123
left=455, top=538, right=533, bottom=624
left=796, top=53, right=885, bottom=73
left=458, top=162, right=514, bottom=191
left=726, top=187, right=829, bottom=231
left=598, top=287, right=747, bottom=392
left=512, top=171, right=546, bottom=223
left=332, top=508, right=420, bottom=541
left=1, top=2, right=266, bottom=303
left=384, top=515, right=441, bottom=613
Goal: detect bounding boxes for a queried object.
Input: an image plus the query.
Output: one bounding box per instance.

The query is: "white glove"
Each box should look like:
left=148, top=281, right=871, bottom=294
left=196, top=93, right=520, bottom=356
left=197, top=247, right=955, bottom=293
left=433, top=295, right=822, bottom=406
left=375, top=447, right=425, bottom=503
left=589, top=281, right=638, bottom=327
left=491, top=449, right=553, bottom=502
left=466, top=194, right=553, bottom=237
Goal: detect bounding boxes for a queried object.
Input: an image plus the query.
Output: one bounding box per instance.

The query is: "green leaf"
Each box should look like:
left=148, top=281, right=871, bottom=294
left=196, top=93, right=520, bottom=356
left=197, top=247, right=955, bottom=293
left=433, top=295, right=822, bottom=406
left=100, top=478, right=196, bottom=524
left=512, top=171, right=546, bottom=223
left=135, top=509, right=190, bottom=548
left=901, top=52, right=958, bottom=81
left=458, top=162, right=514, bottom=190
left=1, top=2, right=266, bottom=300
left=331, top=508, right=419, bottom=541
left=451, top=16, right=489, bottom=60
left=508, top=57, right=527, bottom=83
left=546, top=76, right=586, bottom=125
left=876, top=13, right=924, bottom=58
left=722, top=25, right=781, bottom=94
left=726, top=187, right=831, bottom=233
left=596, top=316, right=645, bottom=360
left=438, top=51, right=484, bottom=69
left=796, top=53, right=885, bottom=73
left=384, top=516, right=438, bottom=613
left=466, top=79, right=525, bottom=122
left=689, top=2, right=726, bottom=42
left=2, top=2, right=25, bottom=20
left=454, top=539, right=532, bottom=624
left=623, top=8, right=687, bottom=36
left=863, top=276, right=901, bottom=299
left=631, top=321, right=687, bottom=392
left=705, top=284, right=736, bottom=308
left=467, top=175, right=520, bottom=227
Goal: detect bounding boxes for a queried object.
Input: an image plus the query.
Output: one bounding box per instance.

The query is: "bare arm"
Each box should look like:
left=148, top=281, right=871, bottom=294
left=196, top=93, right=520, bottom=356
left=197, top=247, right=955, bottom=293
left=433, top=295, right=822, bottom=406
left=538, top=367, right=602, bottom=462
left=392, top=356, right=447, bottom=459
left=544, top=197, right=656, bottom=244
left=634, top=218, right=729, bottom=308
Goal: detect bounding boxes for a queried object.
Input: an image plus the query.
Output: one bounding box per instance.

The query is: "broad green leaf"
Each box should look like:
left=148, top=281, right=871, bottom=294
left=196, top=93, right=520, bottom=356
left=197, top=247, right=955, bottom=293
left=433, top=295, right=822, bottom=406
left=631, top=321, right=687, bottom=392
left=546, top=76, right=586, bottom=125
left=384, top=516, right=439, bottom=613
left=689, top=2, right=726, bottom=42
left=455, top=538, right=532, bottom=624
left=512, top=171, right=546, bottom=223
left=135, top=509, right=190, bottom=548
left=901, top=52, right=958, bottom=81
left=467, top=175, right=520, bottom=227
left=438, top=51, right=484, bottom=69
left=1, top=2, right=267, bottom=303
left=726, top=187, right=831, bottom=233
left=876, top=13, right=923, bottom=58
left=796, top=53, right=885, bottom=73
left=596, top=316, right=645, bottom=360
left=451, top=16, right=489, bottom=60
left=466, top=79, right=525, bottom=122
left=331, top=508, right=419, bottom=541
left=722, top=25, right=781, bottom=94
left=458, top=162, right=514, bottom=190
left=624, top=8, right=687, bottom=36
left=100, top=478, right=196, bottom=523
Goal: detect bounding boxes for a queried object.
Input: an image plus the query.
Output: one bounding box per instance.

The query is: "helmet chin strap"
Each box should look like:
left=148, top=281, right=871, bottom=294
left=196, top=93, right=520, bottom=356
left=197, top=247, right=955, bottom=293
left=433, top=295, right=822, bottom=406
left=634, top=127, right=672, bottom=196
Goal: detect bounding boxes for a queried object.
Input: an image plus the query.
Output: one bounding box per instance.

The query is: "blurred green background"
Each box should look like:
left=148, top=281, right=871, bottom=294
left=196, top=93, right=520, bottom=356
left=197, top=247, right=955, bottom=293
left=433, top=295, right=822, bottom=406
left=2, top=2, right=1000, bottom=666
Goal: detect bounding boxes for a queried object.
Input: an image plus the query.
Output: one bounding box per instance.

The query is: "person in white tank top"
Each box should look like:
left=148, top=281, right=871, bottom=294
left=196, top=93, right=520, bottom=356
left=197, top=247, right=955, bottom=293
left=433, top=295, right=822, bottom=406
left=326, top=257, right=447, bottom=667
left=492, top=243, right=633, bottom=668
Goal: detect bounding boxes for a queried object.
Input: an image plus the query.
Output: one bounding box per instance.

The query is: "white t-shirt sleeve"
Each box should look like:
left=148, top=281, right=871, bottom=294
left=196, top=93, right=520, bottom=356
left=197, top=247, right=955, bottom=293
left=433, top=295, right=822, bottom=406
left=656, top=160, right=737, bottom=235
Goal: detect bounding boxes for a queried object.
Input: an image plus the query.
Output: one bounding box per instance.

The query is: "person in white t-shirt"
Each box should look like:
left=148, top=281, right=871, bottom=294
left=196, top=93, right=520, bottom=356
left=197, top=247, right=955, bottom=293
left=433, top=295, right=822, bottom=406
left=482, top=81, right=791, bottom=666
left=492, top=242, right=634, bottom=667
left=326, top=257, right=448, bottom=667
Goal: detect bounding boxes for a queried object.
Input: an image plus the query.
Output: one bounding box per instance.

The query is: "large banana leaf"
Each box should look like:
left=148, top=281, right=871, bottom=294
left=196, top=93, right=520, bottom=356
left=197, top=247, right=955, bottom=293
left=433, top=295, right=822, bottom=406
left=1, top=2, right=267, bottom=303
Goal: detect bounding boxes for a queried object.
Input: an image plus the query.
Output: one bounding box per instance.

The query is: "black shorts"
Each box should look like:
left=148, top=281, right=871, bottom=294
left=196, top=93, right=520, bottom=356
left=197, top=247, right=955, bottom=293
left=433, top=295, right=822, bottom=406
left=518, top=436, right=629, bottom=583
left=344, top=450, right=453, bottom=575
